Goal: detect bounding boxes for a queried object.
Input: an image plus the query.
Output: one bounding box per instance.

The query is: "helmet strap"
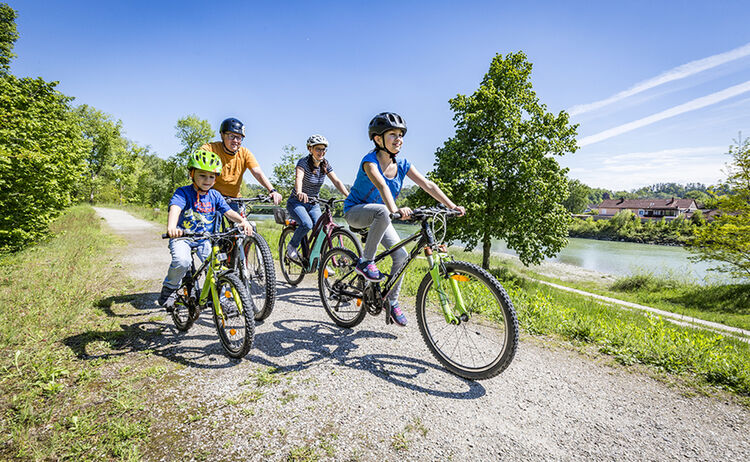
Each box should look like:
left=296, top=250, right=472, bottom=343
left=221, top=135, right=238, bottom=155
left=374, top=136, right=398, bottom=163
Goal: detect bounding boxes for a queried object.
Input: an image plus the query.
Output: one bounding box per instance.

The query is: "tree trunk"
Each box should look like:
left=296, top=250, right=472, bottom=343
left=482, top=232, right=491, bottom=269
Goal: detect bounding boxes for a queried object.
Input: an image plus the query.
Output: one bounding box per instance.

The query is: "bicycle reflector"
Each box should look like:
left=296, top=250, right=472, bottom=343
left=450, top=274, right=470, bottom=282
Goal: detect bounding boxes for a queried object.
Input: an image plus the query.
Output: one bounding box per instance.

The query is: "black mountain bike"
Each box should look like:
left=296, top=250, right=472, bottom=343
left=276, top=197, right=362, bottom=285
left=317, top=206, right=519, bottom=380
left=223, top=195, right=276, bottom=321
left=162, top=228, right=255, bottom=358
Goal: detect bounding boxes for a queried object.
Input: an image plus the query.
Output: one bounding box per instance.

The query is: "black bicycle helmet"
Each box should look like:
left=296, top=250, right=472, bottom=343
left=220, top=117, right=246, bottom=137
left=368, top=112, right=407, bottom=140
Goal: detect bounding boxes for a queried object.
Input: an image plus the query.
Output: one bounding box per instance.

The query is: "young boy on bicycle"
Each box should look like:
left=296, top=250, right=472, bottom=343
left=343, top=112, right=465, bottom=326
left=158, top=150, right=254, bottom=311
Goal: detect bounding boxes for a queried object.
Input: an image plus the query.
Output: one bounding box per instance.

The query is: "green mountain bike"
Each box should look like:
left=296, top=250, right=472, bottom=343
left=317, top=206, right=518, bottom=380
left=162, top=228, right=255, bottom=358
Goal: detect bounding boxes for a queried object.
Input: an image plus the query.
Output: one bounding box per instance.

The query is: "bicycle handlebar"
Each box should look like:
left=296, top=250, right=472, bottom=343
left=225, top=194, right=273, bottom=204
left=161, top=227, right=246, bottom=240
left=390, top=205, right=462, bottom=221
left=306, top=196, right=345, bottom=207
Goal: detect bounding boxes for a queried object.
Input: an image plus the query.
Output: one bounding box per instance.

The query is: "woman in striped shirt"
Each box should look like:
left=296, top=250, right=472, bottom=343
left=285, top=134, right=349, bottom=260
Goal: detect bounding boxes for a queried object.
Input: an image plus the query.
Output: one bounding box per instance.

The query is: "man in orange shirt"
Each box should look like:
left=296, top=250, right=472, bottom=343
left=200, top=117, right=283, bottom=206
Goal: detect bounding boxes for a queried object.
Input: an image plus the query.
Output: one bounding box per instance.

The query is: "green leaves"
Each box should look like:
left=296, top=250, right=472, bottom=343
left=427, top=52, right=578, bottom=268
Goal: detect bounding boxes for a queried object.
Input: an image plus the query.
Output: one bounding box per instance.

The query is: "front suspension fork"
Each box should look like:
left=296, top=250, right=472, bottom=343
left=426, top=247, right=469, bottom=325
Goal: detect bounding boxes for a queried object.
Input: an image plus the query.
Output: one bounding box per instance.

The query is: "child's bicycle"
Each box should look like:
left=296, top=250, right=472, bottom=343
left=222, top=195, right=276, bottom=321
left=161, top=228, right=256, bottom=358
left=317, top=206, right=518, bottom=380
left=275, top=196, right=362, bottom=285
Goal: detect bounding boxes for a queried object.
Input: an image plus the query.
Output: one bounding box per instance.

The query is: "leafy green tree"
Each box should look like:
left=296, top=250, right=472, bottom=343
left=425, top=51, right=578, bottom=268
left=74, top=105, right=128, bottom=203
left=174, top=114, right=213, bottom=166
left=0, top=3, right=18, bottom=74
left=689, top=136, right=750, bottom=279
left=0, top=76, right=88, bottom=251
left=272, top=144, right=304, bottom=194
left=563, top=178, right=590, bottom=214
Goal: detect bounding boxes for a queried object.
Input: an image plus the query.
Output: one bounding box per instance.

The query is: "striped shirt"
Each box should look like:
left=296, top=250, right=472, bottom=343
left=293, top=156, right=333, bottom=198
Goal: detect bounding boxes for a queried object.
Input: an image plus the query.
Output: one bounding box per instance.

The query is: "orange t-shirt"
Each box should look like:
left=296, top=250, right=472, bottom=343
left=200, top=141, right=260, bottom=197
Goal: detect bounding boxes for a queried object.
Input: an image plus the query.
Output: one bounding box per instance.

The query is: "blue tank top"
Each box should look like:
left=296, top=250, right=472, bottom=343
left=343, top=151, right=411, bottom=213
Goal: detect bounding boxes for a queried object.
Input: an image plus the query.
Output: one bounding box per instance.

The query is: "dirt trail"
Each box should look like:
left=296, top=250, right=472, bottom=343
left=94, top=207, right=750, bottom=461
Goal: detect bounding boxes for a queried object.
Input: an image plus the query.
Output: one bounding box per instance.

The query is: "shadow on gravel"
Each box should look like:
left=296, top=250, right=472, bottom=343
left=275, top=283, right=322, bottom=308
left=248, top=318, right=487, bottom=399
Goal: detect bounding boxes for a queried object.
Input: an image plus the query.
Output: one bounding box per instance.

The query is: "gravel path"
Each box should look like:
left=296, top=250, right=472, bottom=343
left=94, top=207, right=750, bottom=461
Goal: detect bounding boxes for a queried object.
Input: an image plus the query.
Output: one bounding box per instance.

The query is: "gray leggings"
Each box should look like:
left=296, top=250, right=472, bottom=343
left=344, top=203, right=408, bottom=302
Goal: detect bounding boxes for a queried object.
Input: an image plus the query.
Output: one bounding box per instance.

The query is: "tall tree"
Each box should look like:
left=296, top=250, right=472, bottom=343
left=272, top=144, right=304, bottom=194
left=174, top=114, right=213, bottom=166
left=427, top=52, right=578, bottom=268
left=74, top=105, right=128, bottom=203
left=0, top=3, right=18, bottom=74
left=688, top=135, right=750, bottom=279
left=563, top=178, right=591, bottom=214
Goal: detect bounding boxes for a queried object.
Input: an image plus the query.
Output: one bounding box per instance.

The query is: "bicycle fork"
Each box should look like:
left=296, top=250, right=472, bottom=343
left=426, top=247, right=469, bottom=325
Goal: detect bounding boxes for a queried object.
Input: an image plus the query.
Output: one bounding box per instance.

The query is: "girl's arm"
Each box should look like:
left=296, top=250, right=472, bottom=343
left=294, top=166, right=307, bottom=202
left=406, top=166, right=465, bottom=215
left=166, top=205, right=184, bottom=238
left=326, top=171, right=349, bottom=196
left=224, top=210, right=254, bottom=236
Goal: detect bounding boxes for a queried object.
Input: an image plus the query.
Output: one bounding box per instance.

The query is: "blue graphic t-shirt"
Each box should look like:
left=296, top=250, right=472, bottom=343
left=169, top=185, right=231, bottom=234
left=343, top=151, right=411, bottom=213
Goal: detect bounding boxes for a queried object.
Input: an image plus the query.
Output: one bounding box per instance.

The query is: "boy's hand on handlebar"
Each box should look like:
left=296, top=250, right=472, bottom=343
left=297, top=191, right=309, bottom=203
left=270, top=191, right=283, bottom=205
left=452, top=205, right=466, bottom=216
left=167, top=226, right=184, bottom=238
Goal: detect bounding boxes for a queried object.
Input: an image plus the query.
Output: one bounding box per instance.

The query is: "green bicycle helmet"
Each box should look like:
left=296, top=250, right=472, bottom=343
left=188, top=149, right=223, bottom=175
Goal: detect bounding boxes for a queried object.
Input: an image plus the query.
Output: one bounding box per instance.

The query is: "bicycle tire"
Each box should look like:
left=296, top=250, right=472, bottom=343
left=278, top=227, right=305, bottom=286
left=318, top=247, right=367, bottom=328
left=322, top=227, right=363, bottom=262
left=243, top=232, right=277, bottom=321
left=415, top=260, right=518, bottom=380
left=213, top=273, right=255, bottom=358
left=171, top=284, right=197, bottom=332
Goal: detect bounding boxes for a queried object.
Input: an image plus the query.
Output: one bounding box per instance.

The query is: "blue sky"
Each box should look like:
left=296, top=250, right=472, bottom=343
left=9, top=0, right=750, bottom=191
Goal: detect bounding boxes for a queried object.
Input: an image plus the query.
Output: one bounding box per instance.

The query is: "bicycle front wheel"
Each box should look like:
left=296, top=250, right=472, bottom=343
left=279, top=227, right=305, bottom=286
left=416, top=260, right=518, bottom=380
left=318, top=247, right=367, bottom=328
left=243, top=233, right=276, bottom=321
left=213, top=273, right=255, bottom=359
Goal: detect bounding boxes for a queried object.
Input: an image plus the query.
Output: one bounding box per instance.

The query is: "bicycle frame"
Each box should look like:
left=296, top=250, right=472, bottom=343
left=349, top=212, right=470, bottom=325
left=186, top=236, right=246, bottom=319
left=287, top=198, right=344, bottom=272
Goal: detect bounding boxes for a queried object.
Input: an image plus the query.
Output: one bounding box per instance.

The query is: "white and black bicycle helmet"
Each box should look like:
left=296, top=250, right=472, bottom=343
left=306, top=134, right=329, bottom=147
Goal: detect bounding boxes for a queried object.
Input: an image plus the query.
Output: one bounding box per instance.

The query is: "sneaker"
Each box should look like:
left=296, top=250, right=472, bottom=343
left=355, top=258, right=384, bottom=282
left=286, top=243, right=300, bottom=261
left=157, top=286, right=177, bottom=312
left=389, top=301, right=407, bottom=326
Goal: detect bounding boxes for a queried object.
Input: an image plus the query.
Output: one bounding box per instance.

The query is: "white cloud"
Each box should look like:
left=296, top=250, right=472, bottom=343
left=577, top=80, right=750, bottom=147
left=568, top=42, right=750, bottom=116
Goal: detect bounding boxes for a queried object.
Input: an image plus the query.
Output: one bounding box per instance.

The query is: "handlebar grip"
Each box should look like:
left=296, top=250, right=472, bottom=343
left=161, top=233, right=169, bottom=239
left=390, top=212, right=402, bottom=220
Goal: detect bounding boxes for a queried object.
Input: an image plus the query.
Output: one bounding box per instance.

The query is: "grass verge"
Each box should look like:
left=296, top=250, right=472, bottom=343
left=0, top=205, right=175, bottom=460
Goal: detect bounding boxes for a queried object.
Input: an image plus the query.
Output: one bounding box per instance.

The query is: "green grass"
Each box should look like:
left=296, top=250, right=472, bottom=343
left=0, top=205, right=172, bottom=460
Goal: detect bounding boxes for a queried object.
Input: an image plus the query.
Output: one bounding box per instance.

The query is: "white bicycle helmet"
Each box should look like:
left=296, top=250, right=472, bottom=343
left=306, top=134, right=329, bottom=147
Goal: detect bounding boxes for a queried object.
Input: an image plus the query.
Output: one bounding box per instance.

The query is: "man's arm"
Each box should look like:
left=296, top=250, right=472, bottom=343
left=249, top=166, right=283, bottom=205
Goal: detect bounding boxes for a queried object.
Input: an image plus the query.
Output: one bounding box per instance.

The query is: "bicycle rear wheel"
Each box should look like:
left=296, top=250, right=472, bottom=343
left=415, top=260, right=518, bottom=380
left=322, top=227, right=363, bottom=261
left=172, top=285, right=197, bottom=332
left=243, top=233, right=276, bottom=321
left=318, top=247, right=367, bottom=328
left=279, top=227, right=305, bottom=285
left=213, top=273, right=255, bottom=358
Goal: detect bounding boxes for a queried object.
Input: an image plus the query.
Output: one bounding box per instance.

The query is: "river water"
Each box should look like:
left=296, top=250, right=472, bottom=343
left=250, top=213, right=732, bottom=284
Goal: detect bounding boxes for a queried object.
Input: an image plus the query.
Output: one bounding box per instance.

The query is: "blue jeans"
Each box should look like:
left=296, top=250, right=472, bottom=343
left=162, top=238, right=211, bottom=289
left=286, top=197, right=322, bottom=249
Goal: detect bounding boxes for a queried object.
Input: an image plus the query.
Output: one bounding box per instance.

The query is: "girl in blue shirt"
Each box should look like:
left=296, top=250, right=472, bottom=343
left=343, top=112, right=465, bottom=326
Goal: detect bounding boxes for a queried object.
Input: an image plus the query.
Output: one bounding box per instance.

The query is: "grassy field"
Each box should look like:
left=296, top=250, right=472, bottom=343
left=0, top=206, right=183, bottom=460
